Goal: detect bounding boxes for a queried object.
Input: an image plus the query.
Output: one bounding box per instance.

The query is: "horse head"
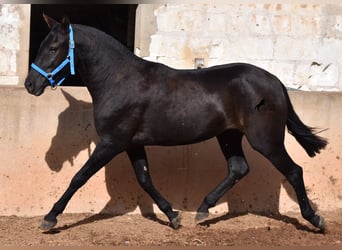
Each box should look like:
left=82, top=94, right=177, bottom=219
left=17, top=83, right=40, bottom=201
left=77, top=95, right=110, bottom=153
left=25, top=14, right=72, bottom=96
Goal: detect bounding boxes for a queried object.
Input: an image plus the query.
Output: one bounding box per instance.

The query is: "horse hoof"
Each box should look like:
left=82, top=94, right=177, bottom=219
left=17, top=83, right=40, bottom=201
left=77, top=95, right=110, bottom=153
left=317, top=216, right=325, bottom=230
left=170, top=214, right=181, bottom=229
left=39, top=219, right=57, bottom=231
left=195, top=211, right=209, bottom=222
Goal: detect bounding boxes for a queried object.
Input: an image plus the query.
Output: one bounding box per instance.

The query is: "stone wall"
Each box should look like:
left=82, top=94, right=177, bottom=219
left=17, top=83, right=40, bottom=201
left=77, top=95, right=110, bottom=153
left=145, top=3, right=342, bottom=91
left=1, top=3, right=342, bottom=91
left=0, top=4, right=30, bottom=86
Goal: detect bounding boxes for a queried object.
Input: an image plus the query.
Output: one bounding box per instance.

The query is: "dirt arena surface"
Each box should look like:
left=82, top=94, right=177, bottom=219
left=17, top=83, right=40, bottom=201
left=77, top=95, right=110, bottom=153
left=0, top=210, right=341, bottom=246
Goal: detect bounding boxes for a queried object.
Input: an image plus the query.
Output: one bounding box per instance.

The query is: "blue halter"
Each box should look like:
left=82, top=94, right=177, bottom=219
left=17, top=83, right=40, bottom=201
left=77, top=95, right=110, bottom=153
left=31, top=24, right=75, bottom=88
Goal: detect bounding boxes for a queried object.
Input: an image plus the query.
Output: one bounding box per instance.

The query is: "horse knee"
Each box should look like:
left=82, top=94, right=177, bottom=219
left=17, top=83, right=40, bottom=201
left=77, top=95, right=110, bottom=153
left=228, top=156, right=249, bottom=179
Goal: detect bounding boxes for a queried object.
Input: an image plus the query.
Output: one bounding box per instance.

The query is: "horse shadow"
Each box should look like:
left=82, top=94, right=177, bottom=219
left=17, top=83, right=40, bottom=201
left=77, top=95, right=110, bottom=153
left=45, top=89, right=318, bottom=231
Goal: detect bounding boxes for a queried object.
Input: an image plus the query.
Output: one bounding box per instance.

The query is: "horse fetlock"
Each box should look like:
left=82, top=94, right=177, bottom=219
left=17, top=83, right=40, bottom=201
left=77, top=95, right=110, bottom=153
left=205, top=193, right=218, bottom=208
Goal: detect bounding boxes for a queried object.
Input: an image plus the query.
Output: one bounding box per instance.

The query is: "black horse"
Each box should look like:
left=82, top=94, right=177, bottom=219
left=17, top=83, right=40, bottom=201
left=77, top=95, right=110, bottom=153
left=25, top=15, right=327, bottom=231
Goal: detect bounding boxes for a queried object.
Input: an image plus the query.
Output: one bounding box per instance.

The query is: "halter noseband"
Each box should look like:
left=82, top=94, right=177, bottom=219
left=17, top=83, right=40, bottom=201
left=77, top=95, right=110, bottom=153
left=31, top=24, right=75, bottom=89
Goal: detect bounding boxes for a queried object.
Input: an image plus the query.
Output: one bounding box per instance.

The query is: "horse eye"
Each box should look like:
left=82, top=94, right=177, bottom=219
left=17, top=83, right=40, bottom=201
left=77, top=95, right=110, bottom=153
left=50, top=47, right=57, bottom=53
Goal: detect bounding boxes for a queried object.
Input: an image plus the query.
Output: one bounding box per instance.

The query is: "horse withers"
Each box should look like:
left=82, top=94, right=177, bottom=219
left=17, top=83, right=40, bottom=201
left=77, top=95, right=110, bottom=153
left=24, top=15, right=327, bottom=231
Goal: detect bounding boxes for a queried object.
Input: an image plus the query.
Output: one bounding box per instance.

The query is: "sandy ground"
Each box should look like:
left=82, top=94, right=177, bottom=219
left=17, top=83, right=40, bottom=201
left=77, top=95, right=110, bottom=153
left=0, top=210, right=341, bottom=246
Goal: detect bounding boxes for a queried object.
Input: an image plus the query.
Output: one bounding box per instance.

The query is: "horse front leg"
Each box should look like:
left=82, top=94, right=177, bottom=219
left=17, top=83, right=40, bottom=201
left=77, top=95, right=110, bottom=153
left=40, top=139, right=123, bottom=231
left=126, top=146, right=180, bottom=229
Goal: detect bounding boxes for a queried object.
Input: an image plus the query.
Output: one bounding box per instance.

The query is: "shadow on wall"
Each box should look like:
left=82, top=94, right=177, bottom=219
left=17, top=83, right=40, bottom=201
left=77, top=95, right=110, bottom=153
left=45, top=90, right=317, bottom=223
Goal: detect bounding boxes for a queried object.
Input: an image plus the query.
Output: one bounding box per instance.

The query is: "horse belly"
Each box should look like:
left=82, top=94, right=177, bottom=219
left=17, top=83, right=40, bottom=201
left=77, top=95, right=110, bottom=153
left=132, top=125, right=220, bottom=146
left=132, top=102, right=228, bottom=146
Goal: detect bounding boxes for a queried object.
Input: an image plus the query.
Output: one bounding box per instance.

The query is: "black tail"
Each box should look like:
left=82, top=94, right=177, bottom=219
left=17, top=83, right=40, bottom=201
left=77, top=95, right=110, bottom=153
left=282, top=85, right=328, bottom=157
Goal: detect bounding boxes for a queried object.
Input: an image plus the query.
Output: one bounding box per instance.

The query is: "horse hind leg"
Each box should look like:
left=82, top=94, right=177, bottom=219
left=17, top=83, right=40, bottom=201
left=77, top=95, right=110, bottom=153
left=196, top=129, right=250, bottom=222
left=246, top=127, right=325, bottom=230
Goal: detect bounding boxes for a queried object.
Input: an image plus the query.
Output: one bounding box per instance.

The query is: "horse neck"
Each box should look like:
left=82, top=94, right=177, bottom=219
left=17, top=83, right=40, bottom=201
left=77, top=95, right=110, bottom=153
left=73, top=24, right=139, bottom=99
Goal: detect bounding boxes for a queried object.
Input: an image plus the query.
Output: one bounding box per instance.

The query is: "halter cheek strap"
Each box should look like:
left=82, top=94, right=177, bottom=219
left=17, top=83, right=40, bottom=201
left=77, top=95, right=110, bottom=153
left=31, top=24, right=75, bottom=88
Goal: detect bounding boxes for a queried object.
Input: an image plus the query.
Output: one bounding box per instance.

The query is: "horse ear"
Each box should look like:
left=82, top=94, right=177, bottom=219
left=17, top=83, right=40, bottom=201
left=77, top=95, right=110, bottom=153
left=43, top=13, right=58, bottom=29
left=60, top=16, right=70, bottom=33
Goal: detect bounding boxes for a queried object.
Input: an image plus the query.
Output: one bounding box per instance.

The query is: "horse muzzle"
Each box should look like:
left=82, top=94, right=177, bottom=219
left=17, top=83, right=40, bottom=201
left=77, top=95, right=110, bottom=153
left=24, top=79, right=46, bottom=96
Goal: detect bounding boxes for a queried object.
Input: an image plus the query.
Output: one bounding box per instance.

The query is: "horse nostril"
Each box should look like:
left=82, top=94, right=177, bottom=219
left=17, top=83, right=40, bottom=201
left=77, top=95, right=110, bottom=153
left=25, top=80, right=34, bottom=91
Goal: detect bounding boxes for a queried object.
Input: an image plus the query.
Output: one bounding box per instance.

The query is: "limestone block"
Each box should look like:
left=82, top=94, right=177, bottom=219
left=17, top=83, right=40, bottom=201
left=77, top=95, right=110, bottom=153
left=224, top=12, right=249, bottom=34
left=290, top=15, right=322, bottom=37
left=0, top=50, right=9, bottom=74
left=155, top=8, right=180, bottom=32
left=206, top=4, right=234, bottom=14
left=274, top=36, right=319, bottom=60
left=249, top=14, right=272, bottom=36
left=0, top=76, right=18, bottom=85
left=270, top=61, right=295, bottom=85
left=295, top=62, right=339, bottom=88
left=324, top=4, right=342, bottom=39
left=325, top=15, right=342, bottom=39
left=207, top=13, right=227, bottom=33
left=295, top=63, right=313, bottom=85
left=208, top=38, right=226, bottom=59
left=149, top=33, right=188, bottom=59
left=156, top=6, right=206, bottom=33
left=319, top=38, right=342, bottom=61
left=0, top=50, right=16, bottom=75
left=308, top=62, right=339, bottom=87
left=271, top=14, right=291, bottom=35
left=187, top=36, right=211, bottom=56
left=223, top=36, right=274, bottom=60
left=268, top=3, right=322, bottom=15
left=0, top=5, right=20, bottom=51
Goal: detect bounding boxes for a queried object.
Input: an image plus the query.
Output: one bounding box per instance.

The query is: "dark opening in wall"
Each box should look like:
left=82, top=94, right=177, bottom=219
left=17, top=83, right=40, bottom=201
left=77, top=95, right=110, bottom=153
left=29, top=4, right=137, bottom=86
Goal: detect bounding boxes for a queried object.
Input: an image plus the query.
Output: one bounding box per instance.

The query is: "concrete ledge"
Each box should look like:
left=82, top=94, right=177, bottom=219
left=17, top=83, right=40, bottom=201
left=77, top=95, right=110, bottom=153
left=0, top=86, right=341, bottom=216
